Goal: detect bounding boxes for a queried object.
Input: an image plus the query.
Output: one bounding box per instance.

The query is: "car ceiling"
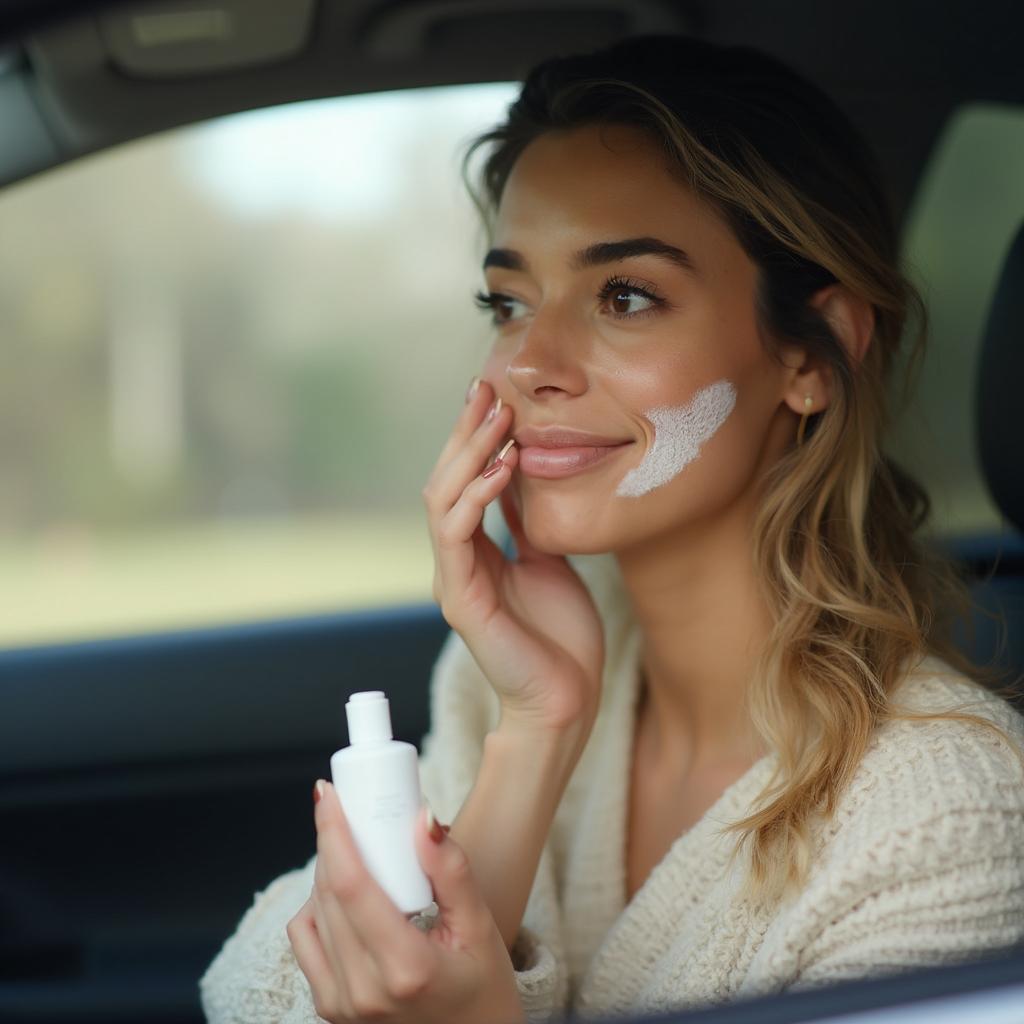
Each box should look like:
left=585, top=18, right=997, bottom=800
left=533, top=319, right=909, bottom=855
left=0, top=0, right=1022, bottom=235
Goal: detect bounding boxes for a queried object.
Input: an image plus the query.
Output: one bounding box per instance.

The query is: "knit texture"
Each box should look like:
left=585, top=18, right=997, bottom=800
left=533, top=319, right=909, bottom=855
left=199, top=552, right=1024, bottom=1023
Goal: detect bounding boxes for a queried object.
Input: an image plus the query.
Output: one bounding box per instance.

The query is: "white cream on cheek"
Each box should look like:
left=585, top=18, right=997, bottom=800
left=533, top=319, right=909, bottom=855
left=614, top=379, right=737, bottom=498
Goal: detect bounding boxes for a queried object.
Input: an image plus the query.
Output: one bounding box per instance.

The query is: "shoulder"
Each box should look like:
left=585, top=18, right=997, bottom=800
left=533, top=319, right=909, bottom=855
left=863, top=654, right=1023, bottom=811
left=766, top=657, right=1024, bottom=952
left=815, top=653, right=1024, bottom=867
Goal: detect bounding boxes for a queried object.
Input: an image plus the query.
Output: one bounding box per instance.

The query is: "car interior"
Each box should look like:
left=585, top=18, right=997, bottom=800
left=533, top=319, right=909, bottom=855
left=1, top=1, right=1022, bottom=1022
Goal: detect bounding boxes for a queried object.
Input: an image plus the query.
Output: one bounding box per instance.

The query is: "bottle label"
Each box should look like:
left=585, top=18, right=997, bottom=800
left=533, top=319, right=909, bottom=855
left=368, top=789, right=408, bottom=822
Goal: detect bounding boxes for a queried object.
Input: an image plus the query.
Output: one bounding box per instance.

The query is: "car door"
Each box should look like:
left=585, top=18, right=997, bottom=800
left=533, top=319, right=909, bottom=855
left=2, top=2, right=1024, bottom=1024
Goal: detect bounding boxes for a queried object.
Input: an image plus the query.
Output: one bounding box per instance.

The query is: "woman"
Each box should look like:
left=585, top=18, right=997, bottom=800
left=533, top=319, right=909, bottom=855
left=199, top=34, right=1024, bottom=1024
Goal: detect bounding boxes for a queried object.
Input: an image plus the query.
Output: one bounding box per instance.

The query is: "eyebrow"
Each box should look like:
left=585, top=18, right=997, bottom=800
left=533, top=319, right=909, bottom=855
left=482, top=237, right=699, bottom=277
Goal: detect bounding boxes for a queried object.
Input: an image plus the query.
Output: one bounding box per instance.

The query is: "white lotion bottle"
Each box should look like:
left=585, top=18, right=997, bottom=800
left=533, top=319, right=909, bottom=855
left=329, top=690, right=435, bottom=916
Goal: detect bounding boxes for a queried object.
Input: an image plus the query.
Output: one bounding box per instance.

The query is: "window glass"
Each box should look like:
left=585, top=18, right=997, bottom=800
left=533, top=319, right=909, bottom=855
left=0, top=83, right=520, bottom=648
left=889, top=103, right=1024, bottom=535
left=11, top=94, right=1018, bottom=648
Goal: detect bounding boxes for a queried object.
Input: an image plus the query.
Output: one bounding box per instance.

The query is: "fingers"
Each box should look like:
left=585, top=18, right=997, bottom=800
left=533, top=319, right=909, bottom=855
left=312, top=888, right=389, bottom=1018
left=416, top=806, right=488, bottom=931
left=434, top=440, right=518, bottom=624
left=314, top=782, right=433, bottom=999
left=314, top=783, right=419, bottom=946
left=286, top=899, right=347, bottom=1022
left=437, top=437, right=518, bottom=550
left=426, top=381, right=514, bottom=523
left=433, top=377, right=503, bottom=469
left=422, top=378, right=520, bottom=622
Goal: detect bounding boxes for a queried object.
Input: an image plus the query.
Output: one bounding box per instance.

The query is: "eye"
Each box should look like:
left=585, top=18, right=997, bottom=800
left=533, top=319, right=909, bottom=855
left=597, top=276, right=666, bottom=319
left=473, top=289, right=528, bottom=326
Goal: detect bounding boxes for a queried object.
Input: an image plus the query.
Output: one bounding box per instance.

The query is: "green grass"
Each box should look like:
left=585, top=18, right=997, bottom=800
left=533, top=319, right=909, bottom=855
left=0, top=487, right=1006, bottom=651
left=0, top=516, right=436, bottom=649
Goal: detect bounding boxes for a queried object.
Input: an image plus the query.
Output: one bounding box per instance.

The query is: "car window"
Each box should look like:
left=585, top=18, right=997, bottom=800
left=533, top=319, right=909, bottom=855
left=889, top=102, right=1024, bottom=535
left=0, top=83, right=519, bottom=648
left=6, top=94, right=1020, bottom=648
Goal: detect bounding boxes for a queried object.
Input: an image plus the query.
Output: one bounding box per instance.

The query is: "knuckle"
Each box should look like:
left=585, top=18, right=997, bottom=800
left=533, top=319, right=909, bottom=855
left=321, top=862, right=363, bottom=903
left=351, top=993, right=390, bottom=1020
left=285, top=900, right=310, bottom=940
left=446, top=845, right=474, bottom=884
left=438, top=600, right=459, bottom=628
left=388, top=967, right=430, bottom=1002
left=311, top=989, right=338, bottom=1021
left=333, top=876, right=363, bottom=904
left=435, top=518, right=456, bottom=546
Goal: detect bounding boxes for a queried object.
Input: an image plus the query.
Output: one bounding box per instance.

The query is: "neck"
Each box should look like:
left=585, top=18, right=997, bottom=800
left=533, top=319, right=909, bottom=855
left=614, top=498, right=770, bottom=777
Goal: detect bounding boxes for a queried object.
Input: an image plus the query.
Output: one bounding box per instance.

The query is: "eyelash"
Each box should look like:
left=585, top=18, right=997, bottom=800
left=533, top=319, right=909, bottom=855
left=598, top=276, right=667, bottom=318
left=472, top=275, right=667, bottom=326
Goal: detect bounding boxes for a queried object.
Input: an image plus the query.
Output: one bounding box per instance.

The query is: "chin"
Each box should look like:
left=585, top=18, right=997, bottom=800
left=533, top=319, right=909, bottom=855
left=518, top=508, right=613, bottom=557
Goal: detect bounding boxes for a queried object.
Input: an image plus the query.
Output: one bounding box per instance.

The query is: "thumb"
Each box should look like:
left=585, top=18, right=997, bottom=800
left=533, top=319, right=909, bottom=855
left=414, top=802, right=486, bottom=926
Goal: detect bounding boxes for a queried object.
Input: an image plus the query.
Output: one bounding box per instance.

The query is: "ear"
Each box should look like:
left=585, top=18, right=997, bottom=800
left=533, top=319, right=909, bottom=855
left=778, top=282, right=875, bottom=418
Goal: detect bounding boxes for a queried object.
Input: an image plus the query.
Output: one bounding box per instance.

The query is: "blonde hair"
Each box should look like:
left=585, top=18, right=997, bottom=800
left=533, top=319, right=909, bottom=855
left=461, top=35, right=1024, bottom=907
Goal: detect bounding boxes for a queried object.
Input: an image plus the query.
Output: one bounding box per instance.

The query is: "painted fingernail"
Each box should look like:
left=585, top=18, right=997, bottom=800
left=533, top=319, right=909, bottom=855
left=313, top=779, right=325, bottom=805
left=483, top=438, right=515, bottom=478
left=466, top=376, right=481, bottom=404
left=485, top=397, right=503, bottom=423
left=425, top=802, right=446, bottom=844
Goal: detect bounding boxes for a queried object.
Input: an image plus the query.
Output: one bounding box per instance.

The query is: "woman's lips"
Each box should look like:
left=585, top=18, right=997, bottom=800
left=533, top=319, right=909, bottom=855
left=517, top=442, right=633, bottom=479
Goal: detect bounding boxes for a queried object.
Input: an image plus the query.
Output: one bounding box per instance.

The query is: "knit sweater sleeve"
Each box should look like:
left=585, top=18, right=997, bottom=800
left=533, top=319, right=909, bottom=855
left=198, top=851, right=321, bottom=1024
left=199, top=626, right=570, bottom=1024
left=785, top=708, right=1024, bottom=992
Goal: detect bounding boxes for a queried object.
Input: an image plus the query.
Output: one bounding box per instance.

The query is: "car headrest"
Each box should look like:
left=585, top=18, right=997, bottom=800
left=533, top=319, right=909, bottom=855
left=975, top=220, right=1024, bottom=534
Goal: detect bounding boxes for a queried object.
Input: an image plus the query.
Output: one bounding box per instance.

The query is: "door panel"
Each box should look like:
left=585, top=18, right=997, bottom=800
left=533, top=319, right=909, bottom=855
left=0, top=603, right=450, bottom=1023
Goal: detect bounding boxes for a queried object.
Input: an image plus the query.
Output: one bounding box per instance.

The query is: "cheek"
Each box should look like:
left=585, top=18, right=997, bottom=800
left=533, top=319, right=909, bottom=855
left=479, top=348, right=498, bottom=372
left=615, top=379, right=738, bottom=498
left=479, top=346, right=512, bottom=393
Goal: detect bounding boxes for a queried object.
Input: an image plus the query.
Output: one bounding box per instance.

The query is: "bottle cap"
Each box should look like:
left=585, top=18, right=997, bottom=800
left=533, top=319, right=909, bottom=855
left=345, top=690, right=393, bottom=745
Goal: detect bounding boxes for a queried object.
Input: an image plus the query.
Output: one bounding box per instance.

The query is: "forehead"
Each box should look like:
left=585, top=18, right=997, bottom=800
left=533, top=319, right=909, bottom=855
left=494, top=123, right=736, bottom=263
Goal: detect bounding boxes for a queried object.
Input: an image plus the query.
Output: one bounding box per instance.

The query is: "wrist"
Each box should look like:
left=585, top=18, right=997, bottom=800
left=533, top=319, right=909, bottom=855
left=496, top=701, right=596, bottom=748
left=489, top=711, right=593, bottom=779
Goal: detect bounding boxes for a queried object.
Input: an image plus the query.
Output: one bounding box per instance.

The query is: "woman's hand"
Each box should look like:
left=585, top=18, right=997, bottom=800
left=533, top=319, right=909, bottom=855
left=287, top=780, right=526, bottom=1024
left=421, top=377, right=606, bottom=735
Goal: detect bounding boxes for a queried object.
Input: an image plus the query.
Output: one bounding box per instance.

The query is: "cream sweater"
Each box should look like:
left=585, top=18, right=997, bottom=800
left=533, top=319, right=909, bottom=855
left=199, top=552, right=1024, bottom=1024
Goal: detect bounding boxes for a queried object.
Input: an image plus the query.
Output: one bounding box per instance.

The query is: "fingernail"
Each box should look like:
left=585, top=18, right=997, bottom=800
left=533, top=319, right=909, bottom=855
left=485, top=397, right=503, bottom=423
left=483, top=438, right=515, bottom=478
left=466, top=376, right=481, bottom=403
left=313, top=779, right=325, bottom=805
left=425, top=802, right=446, bottom=844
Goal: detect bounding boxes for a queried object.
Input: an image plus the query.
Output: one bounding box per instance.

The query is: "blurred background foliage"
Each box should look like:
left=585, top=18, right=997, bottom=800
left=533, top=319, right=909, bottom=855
left=0, top=89, right=1021, bottom=646
left=1, top=84, right=517, bottom=530
left=0, top=84, right=517, bottom=644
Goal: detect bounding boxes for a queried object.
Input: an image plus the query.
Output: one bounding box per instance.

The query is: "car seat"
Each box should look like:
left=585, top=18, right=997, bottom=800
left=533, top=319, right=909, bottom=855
left=937, top=219, right=1024, bottom=697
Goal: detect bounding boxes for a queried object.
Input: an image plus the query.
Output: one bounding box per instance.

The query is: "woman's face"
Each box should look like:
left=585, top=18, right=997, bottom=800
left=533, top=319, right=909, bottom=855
left=478, top=122, right=803, bottom=555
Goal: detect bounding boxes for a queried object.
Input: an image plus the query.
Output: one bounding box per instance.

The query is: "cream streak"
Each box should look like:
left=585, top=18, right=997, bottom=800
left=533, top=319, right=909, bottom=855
left=615, top=379, right=737, bottom=498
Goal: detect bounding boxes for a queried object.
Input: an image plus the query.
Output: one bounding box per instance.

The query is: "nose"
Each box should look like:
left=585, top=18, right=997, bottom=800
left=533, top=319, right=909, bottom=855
left=504, top=307, right=589, bottom=401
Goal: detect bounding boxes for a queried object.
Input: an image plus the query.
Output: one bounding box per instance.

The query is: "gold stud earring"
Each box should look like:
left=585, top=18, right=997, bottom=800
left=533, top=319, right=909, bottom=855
left=796, top=394, right=814, bottom=446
